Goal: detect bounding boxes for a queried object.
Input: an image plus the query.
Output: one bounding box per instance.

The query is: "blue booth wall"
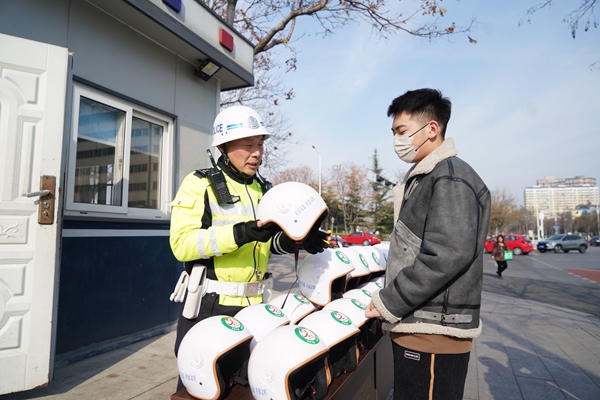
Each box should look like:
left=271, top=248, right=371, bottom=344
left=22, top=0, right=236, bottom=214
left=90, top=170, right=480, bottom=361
left=56, top=219, right=181, bottom=364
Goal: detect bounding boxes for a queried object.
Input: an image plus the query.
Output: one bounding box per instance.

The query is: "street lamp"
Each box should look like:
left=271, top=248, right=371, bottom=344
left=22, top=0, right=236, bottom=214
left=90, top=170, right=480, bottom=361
left=311, top=145, right=322, bottom=195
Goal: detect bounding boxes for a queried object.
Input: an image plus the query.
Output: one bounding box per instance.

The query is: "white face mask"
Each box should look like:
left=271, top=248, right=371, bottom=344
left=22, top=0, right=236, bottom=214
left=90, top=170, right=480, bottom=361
left=393, top=123, right=429, bottom=163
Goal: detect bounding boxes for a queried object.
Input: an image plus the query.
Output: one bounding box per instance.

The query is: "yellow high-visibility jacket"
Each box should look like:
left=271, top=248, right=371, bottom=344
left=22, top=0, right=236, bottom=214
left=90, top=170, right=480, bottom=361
left=169, top=158, right=270, bottom=306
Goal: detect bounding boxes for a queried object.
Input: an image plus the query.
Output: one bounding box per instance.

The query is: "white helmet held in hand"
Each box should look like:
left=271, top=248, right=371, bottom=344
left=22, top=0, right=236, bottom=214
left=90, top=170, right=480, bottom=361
left=177, top=315, right=253, bottom=400
left=269, top=291, right=316, bottom=324
left=248, top=325, right=331, bottom=400
left=235, top=304, right=290, bottom=351
left=256, top=181, right=328, bottom=241
left=300, top=310, right=360, bottom=378
left=212, top=105, right=271, bottom=147
left=298, top=248, right=355, bottom=306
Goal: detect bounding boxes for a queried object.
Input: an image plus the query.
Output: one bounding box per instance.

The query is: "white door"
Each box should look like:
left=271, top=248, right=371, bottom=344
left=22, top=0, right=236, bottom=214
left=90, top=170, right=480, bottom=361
left=0, top=33, right=69, bottom=394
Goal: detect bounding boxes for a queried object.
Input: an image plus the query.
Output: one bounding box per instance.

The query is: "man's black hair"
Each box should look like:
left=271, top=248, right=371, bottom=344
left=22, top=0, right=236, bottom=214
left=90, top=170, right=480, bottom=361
left=387, top=88, right=452, bottom=139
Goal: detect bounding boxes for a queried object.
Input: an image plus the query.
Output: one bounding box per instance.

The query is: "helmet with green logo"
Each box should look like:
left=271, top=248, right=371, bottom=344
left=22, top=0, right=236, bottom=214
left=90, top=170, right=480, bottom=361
left=298, top=248, right=355, bottom=306
left=177, top=315, right=253, bottom=399
left=357, top=280, right=384, bottom=295
left=269, top=290, right=316, bottom=324
left=235, top=304, right=290, bottom=351
left=212, top=105, right=271, bottom=147
left=342, top=288, right=373, bottom=306
left=341, top=246, right=372, bottom=291
left=248, top=325, right=331, bottom=400
left=323, top=298, right=369, bottom=328
left=300, top=310, right=360, bottom=378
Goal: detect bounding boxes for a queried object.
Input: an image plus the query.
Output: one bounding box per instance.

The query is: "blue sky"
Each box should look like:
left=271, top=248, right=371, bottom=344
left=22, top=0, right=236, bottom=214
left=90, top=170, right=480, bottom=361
left=269, top=0, right=600, bottom=206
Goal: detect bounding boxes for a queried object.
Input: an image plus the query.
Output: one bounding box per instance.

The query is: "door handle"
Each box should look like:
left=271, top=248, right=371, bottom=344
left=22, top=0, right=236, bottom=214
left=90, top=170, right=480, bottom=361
left=25, top=176, right=56, bottom=225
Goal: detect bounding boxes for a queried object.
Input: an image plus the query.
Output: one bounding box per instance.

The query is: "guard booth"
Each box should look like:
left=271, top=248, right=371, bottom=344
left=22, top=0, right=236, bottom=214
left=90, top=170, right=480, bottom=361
left=0, top=0, right=255, bottom=395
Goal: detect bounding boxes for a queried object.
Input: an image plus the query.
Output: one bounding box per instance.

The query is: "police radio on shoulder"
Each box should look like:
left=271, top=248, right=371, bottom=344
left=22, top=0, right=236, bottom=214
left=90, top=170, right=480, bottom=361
left=206, top=149, right=240, bottom=205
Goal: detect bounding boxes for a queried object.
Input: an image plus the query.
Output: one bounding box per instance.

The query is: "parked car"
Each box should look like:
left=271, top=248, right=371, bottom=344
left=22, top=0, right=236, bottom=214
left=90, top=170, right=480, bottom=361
left=590, top=236, right=600, bottom=247
left=537, top=234, right=588, bottom=253
left=341, top=231, right=381, bottom=246
left=484, top=234, right=534, bottom=255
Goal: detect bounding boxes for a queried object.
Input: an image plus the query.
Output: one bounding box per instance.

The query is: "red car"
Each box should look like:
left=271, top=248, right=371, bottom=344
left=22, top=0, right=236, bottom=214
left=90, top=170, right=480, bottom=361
left=341, top=231, right=381, bottom=246
left=484, top=234, right=534, bottom=256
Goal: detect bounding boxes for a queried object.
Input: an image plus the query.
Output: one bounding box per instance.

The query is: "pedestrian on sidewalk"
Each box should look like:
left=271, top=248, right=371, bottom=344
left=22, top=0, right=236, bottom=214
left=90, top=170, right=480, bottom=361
left=491, top=234, right=509, bottom=278
left=366, top=88, right=491, bottom=400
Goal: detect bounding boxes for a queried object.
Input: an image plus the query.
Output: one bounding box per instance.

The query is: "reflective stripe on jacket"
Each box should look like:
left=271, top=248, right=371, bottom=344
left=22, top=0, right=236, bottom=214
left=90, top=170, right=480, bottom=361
left=169, top=162, right=270, bottom=306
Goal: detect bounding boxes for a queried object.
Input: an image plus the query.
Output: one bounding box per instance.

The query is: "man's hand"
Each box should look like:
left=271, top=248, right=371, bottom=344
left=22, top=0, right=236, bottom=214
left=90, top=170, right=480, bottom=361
left=365, top=301, right=383, bottom=320
left=302, top=229, right=329, bottom=254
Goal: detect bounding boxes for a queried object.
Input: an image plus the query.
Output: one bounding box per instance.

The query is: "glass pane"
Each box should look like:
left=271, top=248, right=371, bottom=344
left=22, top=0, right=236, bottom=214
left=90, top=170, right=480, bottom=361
left=74, top=97, right=125, bottom=206
left=128, top=117, right=163, bottom=209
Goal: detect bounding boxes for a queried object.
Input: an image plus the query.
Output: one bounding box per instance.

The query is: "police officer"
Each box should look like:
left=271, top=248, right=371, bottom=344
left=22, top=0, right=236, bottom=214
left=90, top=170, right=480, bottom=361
left=169, top=105, right=326, bottom=391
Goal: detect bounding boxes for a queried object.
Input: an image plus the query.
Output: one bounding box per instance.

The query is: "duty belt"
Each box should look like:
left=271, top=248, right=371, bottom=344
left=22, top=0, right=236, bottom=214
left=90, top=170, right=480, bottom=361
left=206, top=278, right=272, bottom=297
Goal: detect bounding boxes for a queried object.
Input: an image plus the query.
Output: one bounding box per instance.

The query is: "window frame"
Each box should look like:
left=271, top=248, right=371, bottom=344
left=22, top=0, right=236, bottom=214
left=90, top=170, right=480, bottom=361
left=65, top=84, right=173, bottom=220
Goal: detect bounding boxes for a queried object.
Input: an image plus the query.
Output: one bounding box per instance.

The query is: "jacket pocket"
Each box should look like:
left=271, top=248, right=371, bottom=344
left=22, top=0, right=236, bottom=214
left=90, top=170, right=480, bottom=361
left=386, top=220, right=422, bottom=279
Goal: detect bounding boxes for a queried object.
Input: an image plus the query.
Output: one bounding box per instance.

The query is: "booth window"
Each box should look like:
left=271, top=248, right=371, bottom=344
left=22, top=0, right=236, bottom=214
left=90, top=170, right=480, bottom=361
left=66, top=84, right=172, bottom=219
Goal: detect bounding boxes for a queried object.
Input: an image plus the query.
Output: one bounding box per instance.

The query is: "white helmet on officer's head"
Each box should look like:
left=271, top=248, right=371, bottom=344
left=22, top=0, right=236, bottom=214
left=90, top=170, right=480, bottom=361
left=298, top=248, right=355, bottom=306
left=256, top=181, right=328, bottom=241
left=212, top=105, right=271, bottom=147
left=248, top=325, right=331, bottom=400
left=300, top=310, right=360, bottom=378
left=341, top=247, right=371, bottom=291
left=235, top=304, right=290, bottom=352
left=269, top=291, right=316, bottom=325
left=177, top=315, right=253, bottom=400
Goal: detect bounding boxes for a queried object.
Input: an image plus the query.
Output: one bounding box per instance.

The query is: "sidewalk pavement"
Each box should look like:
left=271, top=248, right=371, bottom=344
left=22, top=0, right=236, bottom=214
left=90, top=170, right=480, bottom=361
left=2, top=271, right=600, bottom=399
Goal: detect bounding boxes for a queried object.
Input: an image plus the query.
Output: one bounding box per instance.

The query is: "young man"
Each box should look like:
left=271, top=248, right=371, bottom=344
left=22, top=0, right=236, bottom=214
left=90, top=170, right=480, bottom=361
left=169, top=105, right=326, bottom=391
left=366, top=89, right=491, bottom=400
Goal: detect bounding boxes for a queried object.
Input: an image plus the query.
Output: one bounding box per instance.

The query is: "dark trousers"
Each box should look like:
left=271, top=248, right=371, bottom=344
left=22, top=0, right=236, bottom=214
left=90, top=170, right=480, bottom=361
left=392, top=342, right=470, bottom=400
left=496, top=260, right=508, bottom=276
left=175, top=292, right=244, bottom=391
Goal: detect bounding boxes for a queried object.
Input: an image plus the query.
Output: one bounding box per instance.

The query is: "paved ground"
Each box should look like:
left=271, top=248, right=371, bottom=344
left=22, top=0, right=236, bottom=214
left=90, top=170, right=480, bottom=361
left=2, top=251, right=599, bottom=400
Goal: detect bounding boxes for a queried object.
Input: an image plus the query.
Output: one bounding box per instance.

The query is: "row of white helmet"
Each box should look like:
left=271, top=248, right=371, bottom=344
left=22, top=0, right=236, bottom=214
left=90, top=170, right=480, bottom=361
left=178, top=244, right=390, bottom=400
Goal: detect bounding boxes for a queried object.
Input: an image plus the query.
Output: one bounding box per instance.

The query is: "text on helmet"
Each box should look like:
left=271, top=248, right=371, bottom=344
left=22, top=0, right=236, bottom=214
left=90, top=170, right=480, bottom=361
left=294, top=196, right=316, bottom=216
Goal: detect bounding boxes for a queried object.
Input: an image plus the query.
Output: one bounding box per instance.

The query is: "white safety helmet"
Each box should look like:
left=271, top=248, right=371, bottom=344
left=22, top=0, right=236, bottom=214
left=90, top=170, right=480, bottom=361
left=370, top=273, right=386, bottom=287
left=298, top=248, right=355, bottom=306
left=248, top=325, right=331, bottom=400
left=325, top=298, right=381, bottom=351
left=212, top=105, right=271, bottom=147
left=256, top=181, right=328, bottom=241
left=300, top=310, right=360, bottom=378
left=341, top=247, right=371, bottom=291
left=323, top=298, right=369, bottom=328
left=342, top=288, right=373, bottom=306
left=177, top=315, right=253, bottom=400
left=372, top=244, right=388, bottom=270
left=269, top=291, right=316, bottom=325
left=235, top=304, right=290, bottom=351
left=357, top=280, right=384, bottom=295
left=352, top=246, right=383, bottom=274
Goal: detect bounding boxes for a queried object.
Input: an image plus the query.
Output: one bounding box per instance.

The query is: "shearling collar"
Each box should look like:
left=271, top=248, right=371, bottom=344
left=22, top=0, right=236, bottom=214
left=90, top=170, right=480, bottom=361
left=392, top=138, right=458, bottom=220
left=404, top=137, right=458, bottom=182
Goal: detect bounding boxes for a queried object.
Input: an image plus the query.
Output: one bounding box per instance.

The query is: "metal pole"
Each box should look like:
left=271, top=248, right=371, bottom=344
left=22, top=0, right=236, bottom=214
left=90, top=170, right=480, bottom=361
left=312, top=145, right=321, bottom=195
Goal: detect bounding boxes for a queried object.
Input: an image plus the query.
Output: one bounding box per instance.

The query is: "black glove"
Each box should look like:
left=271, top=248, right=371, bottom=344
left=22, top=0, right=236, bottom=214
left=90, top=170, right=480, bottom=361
left=302, top=228, right=329, bottom=254
left=233, top=221, right=281, bottom=247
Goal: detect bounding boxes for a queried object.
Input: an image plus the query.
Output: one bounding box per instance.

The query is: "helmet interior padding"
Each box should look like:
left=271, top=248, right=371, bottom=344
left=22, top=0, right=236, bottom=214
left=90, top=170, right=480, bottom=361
left=288, top=354, right=331, bottom=400
left=214, top=338, right=252, bottom=399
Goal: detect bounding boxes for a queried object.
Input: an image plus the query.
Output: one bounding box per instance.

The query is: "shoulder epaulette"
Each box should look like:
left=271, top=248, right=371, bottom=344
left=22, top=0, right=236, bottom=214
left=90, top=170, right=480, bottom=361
left=194, top=168, right=211, bottom=179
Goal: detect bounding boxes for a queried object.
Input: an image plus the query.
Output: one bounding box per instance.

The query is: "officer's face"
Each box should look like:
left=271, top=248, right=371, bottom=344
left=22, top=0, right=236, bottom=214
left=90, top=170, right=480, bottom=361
left=225, top=135, right=264, bottom=175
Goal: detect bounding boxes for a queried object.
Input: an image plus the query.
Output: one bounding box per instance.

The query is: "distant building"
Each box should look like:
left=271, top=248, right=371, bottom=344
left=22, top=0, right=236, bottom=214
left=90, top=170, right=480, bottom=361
left=524, top=176, right=599, bottom=218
